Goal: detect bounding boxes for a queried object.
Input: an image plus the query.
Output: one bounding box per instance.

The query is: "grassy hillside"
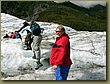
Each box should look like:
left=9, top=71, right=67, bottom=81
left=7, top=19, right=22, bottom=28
left=1, top=1, right=107, bottom=31
left=38, top=6, right=106, bottom=31
left=59, top=1, right=107, bottom=20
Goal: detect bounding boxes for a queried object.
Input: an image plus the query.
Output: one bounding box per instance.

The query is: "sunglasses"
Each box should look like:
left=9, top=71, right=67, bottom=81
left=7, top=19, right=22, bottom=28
left=56, top=31, right=61, bottom=33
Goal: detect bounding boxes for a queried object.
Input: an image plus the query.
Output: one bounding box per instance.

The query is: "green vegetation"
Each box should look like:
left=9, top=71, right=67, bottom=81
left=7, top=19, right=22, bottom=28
left=1, top=1, right=107, bottom=31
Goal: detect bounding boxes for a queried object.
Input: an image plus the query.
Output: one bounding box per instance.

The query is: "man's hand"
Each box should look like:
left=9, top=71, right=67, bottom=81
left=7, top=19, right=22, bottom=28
left=52, top=65, right=58, bottom=70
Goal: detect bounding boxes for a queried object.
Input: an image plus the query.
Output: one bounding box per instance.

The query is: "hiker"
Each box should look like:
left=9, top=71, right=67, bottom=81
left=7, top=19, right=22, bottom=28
left=9, top=32, right=16, bottom=39
left=24, top=30, right=33, bottom=50
left=18, top=21, right=32, bottom=50
left=30, top=20, right=43, bottom=69
left=50, top=25, right=72, bottom=80
left=15, top=31, right=22, bottom=40
left=18, top=16, right=43, bottom=69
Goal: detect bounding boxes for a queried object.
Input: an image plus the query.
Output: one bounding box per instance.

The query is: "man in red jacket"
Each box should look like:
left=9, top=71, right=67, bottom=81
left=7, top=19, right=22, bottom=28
left=50, top=25, right=72, bottom=80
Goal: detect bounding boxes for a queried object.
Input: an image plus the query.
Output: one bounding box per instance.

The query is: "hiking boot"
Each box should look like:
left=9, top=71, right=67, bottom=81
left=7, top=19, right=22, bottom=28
left=27, top=46, right=32, bottom=50
left=26, top=48, right=31, bottom=50
left=35, top=63, right=43, bottom=70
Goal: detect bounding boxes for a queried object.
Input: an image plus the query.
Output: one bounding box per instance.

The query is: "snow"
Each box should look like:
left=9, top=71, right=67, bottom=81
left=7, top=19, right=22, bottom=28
left=1, top=13, right=106, bottom=80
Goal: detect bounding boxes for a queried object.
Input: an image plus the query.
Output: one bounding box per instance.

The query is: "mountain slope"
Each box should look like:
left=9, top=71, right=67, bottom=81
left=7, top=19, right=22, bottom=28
left=59, top=1, right=107, bottom=20
left=38, top=6, right=106, bottom=31
left=59, top=1, right=90, bottom=15
left=1, top=1, right=107, bottom=31
left=88, top=4, right=107, bottom=20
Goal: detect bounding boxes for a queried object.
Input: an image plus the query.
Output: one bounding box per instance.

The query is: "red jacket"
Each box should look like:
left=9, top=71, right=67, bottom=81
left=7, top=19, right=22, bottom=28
left=9, top=33, right=16, bottom=39
left=50, top=34, right=72, bottom=66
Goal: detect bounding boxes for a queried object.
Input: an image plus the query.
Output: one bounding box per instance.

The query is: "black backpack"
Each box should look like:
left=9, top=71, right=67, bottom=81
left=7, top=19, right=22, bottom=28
left=30, top=21, right=41, bottom=36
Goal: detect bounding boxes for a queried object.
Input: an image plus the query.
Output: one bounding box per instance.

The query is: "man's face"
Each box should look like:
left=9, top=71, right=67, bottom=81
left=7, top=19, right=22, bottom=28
left=55, top=28, right=64, bottom=37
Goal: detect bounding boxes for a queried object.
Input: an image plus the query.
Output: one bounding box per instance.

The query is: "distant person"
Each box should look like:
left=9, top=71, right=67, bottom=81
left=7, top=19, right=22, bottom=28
left=50, top=25, right=72, bottom=80
left=18, top=21, right=32, bottom=50
left=18, top=17, right=43, bottom=69
left=9, top=32, right=16, bottom=39
left=24, top=30, right=33, bottom=50
left=15, top=31, right=22, bottom=40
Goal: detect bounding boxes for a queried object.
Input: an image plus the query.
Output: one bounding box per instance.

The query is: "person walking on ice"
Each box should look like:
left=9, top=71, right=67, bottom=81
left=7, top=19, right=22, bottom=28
left=30, top=15, right=43, bottom=70
left=18, top=14, right=43, bottom=69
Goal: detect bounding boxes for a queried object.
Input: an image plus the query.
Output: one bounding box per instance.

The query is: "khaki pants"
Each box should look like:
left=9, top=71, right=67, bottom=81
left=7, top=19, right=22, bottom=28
left=31, top=35, right=42, bottom=63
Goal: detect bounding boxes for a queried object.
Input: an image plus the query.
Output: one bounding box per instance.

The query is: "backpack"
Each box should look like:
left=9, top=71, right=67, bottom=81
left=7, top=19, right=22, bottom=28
left=30, top=21, right=41, bottom=36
